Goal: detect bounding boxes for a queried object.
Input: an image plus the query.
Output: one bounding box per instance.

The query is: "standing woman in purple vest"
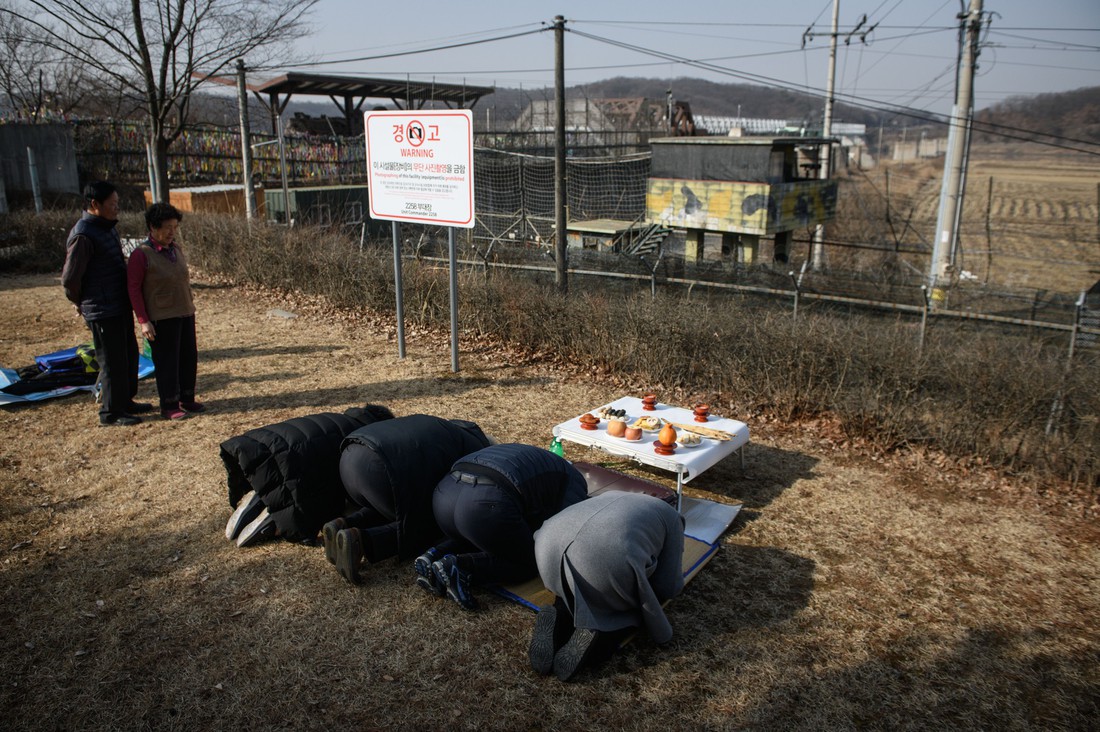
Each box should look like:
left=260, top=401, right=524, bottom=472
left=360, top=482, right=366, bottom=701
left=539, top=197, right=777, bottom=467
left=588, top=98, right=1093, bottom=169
left=61, top=181, right=152, bottom=426
left=126, top=203, right=205, bottom=421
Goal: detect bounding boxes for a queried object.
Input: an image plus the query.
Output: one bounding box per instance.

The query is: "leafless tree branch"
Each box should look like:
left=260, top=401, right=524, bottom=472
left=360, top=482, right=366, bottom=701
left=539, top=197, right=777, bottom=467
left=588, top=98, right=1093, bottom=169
left=0, top=0, right=318, bottom=197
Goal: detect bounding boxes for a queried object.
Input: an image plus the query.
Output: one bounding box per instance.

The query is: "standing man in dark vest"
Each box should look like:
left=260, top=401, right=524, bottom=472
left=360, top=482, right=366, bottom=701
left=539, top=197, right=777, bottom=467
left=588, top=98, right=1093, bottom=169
left=61, top=181, right=151, bottom=426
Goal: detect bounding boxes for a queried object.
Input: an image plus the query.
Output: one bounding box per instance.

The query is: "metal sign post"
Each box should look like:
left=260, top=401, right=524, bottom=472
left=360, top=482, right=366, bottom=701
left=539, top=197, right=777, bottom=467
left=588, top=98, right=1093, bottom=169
left=364, top=110, right=475, bottom=371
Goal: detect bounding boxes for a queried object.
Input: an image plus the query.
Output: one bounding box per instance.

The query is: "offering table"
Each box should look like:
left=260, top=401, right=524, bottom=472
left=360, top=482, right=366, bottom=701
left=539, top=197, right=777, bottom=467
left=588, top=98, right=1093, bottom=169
left=551, top=396, right=749, bottom=510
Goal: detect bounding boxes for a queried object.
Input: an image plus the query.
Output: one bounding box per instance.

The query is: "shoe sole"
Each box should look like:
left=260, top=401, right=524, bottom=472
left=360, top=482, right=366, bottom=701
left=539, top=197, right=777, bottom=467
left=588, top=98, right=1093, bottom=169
left=236, top=508, right=276, bottom=547
left=529, top=605, right=560, bottom=675
left=553, top=628, right=599, bottom=681
left=335, top=529, right=363, bottom=584
left=322, top=519, right=346, bottom=565
left=414, top=556, right=445, bottom=597
left=225, top=492, right=264, bottom=541
left=430, top=558, right=477, bottom=610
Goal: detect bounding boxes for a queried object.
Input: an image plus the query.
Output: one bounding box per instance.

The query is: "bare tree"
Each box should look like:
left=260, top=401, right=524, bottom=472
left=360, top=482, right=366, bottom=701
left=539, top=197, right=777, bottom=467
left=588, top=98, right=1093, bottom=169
left=0, top=6, right=93, bottom=119
left=1, top=0, right=317, bottom=199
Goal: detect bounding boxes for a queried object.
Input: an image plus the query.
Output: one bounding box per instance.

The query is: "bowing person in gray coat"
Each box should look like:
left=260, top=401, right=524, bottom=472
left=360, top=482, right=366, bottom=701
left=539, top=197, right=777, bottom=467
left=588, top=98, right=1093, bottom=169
left=530, top=490, right=685, bottom=681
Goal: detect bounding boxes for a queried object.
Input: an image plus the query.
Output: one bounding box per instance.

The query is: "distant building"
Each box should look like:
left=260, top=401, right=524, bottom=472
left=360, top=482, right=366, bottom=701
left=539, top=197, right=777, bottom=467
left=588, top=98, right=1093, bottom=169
left=510, top=97, right=668, bottom=150
left=646, top=136, right=839, bottom=264
left=513, top=97, right=666, bottom=133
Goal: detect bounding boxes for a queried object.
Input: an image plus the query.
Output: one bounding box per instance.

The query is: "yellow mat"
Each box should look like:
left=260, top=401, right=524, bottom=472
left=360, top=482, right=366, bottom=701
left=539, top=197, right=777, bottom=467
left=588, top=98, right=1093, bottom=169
left=496, top=533, right=719, bottom=611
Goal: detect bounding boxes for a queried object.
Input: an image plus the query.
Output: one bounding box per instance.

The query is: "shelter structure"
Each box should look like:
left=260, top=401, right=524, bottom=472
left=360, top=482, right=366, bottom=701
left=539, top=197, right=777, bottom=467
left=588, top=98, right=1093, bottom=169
left=143, top=184, right=265, bottom=216
left=251, top=72, right=494, bottom=135
left=646, top=136, right=839, bottom=264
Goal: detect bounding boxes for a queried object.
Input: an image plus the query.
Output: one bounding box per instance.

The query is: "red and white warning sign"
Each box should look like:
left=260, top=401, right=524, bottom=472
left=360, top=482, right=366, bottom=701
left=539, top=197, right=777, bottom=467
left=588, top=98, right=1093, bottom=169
left=364, top=109, right=475, bottom=227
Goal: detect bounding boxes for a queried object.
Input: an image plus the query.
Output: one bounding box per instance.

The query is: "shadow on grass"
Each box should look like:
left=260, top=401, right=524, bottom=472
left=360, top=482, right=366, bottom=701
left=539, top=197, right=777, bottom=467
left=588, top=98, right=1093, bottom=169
left=199, top=344, right=338, bottom=361
left=588, top=544, right=816, bottom=683
left=193, top=374, right=552, bottom=415
left=671, top=443, right=818, bottom=532
left=733, top=625, right=1099, bottom=729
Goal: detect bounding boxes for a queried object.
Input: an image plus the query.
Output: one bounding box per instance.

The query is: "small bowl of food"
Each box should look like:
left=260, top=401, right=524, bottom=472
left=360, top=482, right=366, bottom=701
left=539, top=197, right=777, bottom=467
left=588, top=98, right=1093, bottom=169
left=578, top=413, right=600, bottom=430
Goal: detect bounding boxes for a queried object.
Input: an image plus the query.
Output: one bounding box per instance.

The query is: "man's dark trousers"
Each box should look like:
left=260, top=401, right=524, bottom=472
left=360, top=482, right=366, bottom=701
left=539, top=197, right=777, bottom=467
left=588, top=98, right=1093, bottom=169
left=89, top=314, right=139, bottom=419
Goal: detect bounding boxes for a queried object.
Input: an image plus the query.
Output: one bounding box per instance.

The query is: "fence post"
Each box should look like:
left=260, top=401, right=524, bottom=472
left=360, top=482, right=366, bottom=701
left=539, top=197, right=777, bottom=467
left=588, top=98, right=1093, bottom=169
left=919, top=285, right=931, bottom=356
left=1045, top=290, right=1086, bottom=436
left=789, top=270, right=800, bottom=319
left=789, top=260, right=808, bottom=319
left=145, top=143, right=158, bottom=203
left=26, top=147, right=42, bottom=213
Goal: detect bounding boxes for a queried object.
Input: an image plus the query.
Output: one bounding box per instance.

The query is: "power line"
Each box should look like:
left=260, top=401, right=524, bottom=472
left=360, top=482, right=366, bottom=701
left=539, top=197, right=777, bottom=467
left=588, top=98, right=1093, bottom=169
left=564, top=27, right=1100, bottom=155
left=574, top=20, right=1100, bottom=32
left=988, top=31, right=1100, bottom=51
left=265, top=27, right=547, bottom=70
left=260, top=17, right=1099, bottom=155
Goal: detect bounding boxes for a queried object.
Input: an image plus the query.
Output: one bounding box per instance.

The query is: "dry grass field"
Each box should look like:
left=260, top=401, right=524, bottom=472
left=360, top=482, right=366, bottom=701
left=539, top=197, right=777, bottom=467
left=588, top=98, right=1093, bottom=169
left=862, top=143, right=1100, bottom=294
left=1, top=271, right=1097, bottom=730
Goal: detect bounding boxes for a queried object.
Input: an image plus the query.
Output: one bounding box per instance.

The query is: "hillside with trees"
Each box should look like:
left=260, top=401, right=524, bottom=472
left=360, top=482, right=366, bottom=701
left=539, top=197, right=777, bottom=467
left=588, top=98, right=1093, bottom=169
left=973, top=86, right=1100, bottom=145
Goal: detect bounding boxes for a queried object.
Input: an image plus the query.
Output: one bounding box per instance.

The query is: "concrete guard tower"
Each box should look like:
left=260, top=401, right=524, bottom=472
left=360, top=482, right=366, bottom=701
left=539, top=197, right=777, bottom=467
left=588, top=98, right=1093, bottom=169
left=646, top=136, right=838, bottom=264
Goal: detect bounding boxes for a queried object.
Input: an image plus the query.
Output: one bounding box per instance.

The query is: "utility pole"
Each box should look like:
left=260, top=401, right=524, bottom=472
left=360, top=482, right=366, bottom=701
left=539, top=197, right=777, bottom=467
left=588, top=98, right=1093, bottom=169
left=804, top=3, right=874, bottom=271
left=236, top=59, right=257, bottom=220
left=553, top=15, right=568, bottom=293
left=929, top=0, right=984, bottom=305
left=810, top=0, right=840, bottom=271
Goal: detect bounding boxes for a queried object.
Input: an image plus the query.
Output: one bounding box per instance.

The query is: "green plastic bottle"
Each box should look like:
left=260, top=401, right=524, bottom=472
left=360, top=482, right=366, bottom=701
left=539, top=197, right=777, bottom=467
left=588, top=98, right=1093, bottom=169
left=549, top=437, right=564, bottom=458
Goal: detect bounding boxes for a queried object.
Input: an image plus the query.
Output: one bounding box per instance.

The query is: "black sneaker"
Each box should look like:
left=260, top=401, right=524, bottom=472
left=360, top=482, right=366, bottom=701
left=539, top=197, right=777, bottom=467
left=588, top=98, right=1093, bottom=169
left=124, top=401, right=154, bottom=414
left=321, top=517, right=347, bottom=566
left=335, top=528, right=364, bottom=584
left=414, top=547, right=444, bottom=597
left=236, top=508, right=278, bottom=547
left=99, top=413, right=142, bottom=427
left=431, top=555, right=478, bottom=611
left=225, top=491, right=265, bottom=541
left=553, top=627, right=601, bottom=682
left=529, top=600, right=575, bottom=675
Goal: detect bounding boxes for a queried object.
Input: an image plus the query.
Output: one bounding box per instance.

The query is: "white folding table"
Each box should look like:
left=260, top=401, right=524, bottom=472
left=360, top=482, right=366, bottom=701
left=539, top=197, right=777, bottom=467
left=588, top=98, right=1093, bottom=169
left=552, top=396, right=750, bottom=510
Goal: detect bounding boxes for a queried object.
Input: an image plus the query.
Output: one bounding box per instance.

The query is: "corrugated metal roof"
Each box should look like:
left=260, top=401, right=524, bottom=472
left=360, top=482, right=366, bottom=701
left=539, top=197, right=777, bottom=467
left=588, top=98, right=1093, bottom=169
left=254, top=72, right=493, bottom=108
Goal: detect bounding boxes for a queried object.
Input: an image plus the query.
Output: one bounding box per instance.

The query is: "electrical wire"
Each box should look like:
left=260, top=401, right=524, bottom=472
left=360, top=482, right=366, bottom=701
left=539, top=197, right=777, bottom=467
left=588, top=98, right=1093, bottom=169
left=256, top=16, right=1098, bottom=155
left=564, top=27, right=1100, bottom=156
left=987, top=31, right=1100, bottom=51
left=266, top=27, right=547, bottom=70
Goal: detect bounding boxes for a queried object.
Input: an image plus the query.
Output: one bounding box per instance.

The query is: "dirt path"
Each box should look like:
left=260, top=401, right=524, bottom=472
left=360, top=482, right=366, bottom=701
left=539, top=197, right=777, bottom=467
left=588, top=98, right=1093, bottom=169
left=1, top=272, right=1096, bottom=730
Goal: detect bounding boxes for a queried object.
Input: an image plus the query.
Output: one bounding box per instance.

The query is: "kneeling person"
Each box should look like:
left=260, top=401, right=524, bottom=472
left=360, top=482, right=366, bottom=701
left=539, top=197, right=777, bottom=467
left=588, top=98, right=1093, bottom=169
left=418, top=443, right=588, bottom=610
left=325, top=414, right=493, bottom=584
left=530, top=491, right=685, bottom=681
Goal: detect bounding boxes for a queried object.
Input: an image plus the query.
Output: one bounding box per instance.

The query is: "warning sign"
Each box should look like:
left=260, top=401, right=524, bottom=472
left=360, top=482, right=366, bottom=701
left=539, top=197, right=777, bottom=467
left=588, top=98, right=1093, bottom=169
left=364, top=110, right=475, bottom=228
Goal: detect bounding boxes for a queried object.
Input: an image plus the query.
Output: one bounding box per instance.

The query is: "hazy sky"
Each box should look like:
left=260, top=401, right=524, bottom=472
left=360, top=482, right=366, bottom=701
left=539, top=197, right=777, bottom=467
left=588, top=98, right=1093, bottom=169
left=276, top=0, right=1099, bottom=117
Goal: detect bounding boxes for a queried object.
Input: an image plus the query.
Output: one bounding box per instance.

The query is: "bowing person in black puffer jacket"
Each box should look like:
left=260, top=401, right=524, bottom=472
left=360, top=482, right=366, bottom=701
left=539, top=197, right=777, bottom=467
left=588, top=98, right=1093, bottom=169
left=222, top=404, right=395, bottom=546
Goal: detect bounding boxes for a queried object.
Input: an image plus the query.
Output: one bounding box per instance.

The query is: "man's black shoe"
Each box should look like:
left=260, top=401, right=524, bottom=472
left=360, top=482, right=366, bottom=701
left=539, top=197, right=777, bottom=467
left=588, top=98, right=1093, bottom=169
left=335, top=528, right=364, bottom=584
left=124, top=401, right=154, bottom=414
left=321, top=517, right=347, bottom=565
left=99, top=413, right=142, bottom=427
